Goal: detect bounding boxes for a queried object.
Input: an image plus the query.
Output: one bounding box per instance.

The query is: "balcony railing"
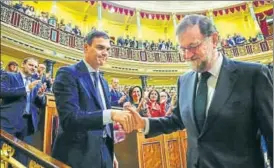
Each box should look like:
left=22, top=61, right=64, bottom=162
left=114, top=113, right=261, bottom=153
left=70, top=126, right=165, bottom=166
left=1, top=2, right=273, bottom=63
left=0, top=129, right=70, bottom=168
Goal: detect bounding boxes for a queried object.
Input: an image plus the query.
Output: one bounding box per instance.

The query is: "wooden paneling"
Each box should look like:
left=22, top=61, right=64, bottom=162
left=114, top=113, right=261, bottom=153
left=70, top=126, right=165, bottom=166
left=137, top=130, right=187, bottom=168
left=43, top=94, right=58, bottom=155
left=164, top=132, right=183, bottom=168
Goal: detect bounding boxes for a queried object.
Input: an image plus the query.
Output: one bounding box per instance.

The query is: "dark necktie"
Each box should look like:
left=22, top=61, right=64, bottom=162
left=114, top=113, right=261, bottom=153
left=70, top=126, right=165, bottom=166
left=194, top=72, right=211, bottom=133
left=92, top=72, right=111, bottom=138
left=92, top=72, right=104, bottom=109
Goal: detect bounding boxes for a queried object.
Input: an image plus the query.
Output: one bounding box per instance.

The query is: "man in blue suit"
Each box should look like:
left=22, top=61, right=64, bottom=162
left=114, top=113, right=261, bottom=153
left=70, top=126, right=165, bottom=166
left=0, top=57, right=46, bottom=164
left=52, top=30, right=137, bottom=168
left=110, top=78, right=127, bottom=107
left=131, top=15, right=273, bottom=168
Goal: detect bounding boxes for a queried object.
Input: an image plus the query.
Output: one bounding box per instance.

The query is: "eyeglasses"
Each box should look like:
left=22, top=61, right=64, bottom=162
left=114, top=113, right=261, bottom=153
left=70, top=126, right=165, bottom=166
left=179, top=37, right=209, bottom=55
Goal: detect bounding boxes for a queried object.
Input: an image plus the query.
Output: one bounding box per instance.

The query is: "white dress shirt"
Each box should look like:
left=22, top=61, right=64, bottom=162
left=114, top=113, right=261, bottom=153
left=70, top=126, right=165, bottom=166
left=83, top=60, right=112, bottom=125
left=143, top=54, right=224, bottom=134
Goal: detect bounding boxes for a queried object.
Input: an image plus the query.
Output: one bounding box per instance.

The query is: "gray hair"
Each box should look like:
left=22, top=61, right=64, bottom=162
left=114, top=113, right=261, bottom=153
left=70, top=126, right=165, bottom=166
left=176, top=14, right=217, bottom=37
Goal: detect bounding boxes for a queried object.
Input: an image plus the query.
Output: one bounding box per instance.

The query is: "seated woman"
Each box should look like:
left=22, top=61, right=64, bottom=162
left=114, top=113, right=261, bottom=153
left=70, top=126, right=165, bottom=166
left=128, top=86, right=148, bottom=117
left=147, top=89, right=166, bottom=117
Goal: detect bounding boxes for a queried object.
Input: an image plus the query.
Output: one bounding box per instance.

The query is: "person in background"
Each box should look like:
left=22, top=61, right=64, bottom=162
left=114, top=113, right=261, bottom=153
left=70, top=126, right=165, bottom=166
left=6, top=61, right=19, bottom=73
left=147, top=89, right=166, bottom=117
left=110, top=78, right=127, bottom=107
left=159, top=91, right=171, bottom=112
left=128, top=86, right=148, bottom=117
left=1, top=57, right=46, bottom=165
left=25, top=6, right=35, bottom=17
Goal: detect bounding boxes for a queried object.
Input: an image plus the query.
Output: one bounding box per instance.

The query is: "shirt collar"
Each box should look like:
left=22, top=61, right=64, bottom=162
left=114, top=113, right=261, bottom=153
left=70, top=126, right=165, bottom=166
left=208, top=53, right=223, bottom=78
left=198, top=53, right=223, bottom=78
left=83, top=59, right=99, bottom=74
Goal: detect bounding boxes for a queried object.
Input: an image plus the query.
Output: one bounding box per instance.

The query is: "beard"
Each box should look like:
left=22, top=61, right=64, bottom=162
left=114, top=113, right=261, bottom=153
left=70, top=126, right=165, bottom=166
left=187, top=54, right=209, bottom=72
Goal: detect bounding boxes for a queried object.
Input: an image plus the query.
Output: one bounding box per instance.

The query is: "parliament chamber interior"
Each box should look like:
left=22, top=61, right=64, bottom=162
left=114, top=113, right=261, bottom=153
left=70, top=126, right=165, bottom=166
left=0, top=1, right=273, bottom=168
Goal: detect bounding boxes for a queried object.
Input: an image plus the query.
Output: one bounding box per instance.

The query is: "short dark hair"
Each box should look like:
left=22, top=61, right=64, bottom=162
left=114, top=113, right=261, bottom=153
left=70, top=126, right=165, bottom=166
left=22, top=57, right=38, bottom=64
left=176, top=14, right=217, bottom=37
left=84, top=30, right=110, bottom=45
left=7, top=61, right=18, bottom=67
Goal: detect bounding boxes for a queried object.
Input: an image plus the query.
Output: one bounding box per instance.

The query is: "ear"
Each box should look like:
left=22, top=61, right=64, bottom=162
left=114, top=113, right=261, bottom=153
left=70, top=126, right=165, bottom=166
left=83, top=44, right=89, bottom=53
left=212, top=32, right=219, bottom=49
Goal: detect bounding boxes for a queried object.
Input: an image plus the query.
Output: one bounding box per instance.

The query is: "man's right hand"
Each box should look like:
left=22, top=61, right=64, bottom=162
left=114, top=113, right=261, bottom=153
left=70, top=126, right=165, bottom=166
left=127, top=107, right=146, bottom=130
left=28, top=80, right=41, bottom=91
left=111, top=110, right=136, bottom=133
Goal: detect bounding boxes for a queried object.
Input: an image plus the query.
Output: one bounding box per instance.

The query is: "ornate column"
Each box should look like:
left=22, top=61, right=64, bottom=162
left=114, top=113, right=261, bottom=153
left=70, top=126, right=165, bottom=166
left=50, top=1, right=57, bottom=14
left=97, top=1, right=103, bottom=30
left=136, top=9, right=142, bottom=39
left=247, top=1, right=263, bottom=37
left=207, top=9, right=215, bottom=25
left=139, top=75, right=148, bottom=90
left=44, top=59, right=56, bottom=78
left=172, top=13, right=177, bottom=35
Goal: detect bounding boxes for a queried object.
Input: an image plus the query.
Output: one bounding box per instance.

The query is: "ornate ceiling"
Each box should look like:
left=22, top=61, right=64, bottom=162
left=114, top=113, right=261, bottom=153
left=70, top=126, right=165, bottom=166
left=110, top=1, right=247, bottom=13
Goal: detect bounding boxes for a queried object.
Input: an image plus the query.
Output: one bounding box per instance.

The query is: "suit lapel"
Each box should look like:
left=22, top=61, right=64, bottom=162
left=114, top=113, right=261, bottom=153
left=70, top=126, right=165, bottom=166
left=77, top=61, right=101, bottom=108
left=99, top=74, right=111, bottom=109
left=184, top=72, right=200, bottom=135
left=200, top=57, right=238, bottom=137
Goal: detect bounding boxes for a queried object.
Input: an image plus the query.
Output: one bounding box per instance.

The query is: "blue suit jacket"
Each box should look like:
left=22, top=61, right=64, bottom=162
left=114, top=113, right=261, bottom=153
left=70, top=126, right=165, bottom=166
left=110, top=89, right=123, bottom=107
left=52, top=60, right=113, bottom=168
left=147, top=56, right=273, bottom=168
left=0, top=71, right=45, bottom=135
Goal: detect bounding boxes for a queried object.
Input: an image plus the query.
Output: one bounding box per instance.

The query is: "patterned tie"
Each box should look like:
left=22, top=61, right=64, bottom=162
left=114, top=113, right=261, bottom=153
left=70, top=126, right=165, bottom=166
left=92, top=72, right=112, bottom=138
left=194, top=72, right=211, bottom=133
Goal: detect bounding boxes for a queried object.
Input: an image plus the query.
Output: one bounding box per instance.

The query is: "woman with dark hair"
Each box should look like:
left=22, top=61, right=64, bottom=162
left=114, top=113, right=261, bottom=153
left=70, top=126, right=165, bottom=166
left=128, top=86, right=148, bottom=117
left=147, top=89, right=166, bottom=117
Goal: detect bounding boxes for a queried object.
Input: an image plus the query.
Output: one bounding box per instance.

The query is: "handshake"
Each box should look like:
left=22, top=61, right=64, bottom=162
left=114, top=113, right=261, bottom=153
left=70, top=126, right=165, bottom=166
left=111, top=107, right=146, bottom=133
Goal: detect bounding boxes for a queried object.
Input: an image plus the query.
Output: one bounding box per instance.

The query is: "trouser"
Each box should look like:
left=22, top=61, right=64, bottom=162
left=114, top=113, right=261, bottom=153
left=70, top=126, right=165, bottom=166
left=101, top=136, right=114, bottom=168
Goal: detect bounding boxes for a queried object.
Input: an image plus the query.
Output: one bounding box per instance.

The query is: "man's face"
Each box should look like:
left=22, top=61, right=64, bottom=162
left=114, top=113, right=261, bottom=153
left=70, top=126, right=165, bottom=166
left=22, top=59, right=38, bottom=76
left=112, top=78, right=119, bottom=90
left=38, top=64, right=46, bottom=74
left=178, top=25, right=217, bottom=72
left=9, top=65, right=18, bottom=72
left=84, top=37, right=111, bottom=70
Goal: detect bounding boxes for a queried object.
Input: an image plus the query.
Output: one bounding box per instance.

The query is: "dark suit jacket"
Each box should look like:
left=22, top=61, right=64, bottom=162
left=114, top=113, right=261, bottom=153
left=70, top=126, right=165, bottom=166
left=0, top=72, right=45, bottom=135
left=52, top=60, right=113, bottom=168
left=110, top=89, right=123, bottom=107
left=147, top=56, right=273, bottom=168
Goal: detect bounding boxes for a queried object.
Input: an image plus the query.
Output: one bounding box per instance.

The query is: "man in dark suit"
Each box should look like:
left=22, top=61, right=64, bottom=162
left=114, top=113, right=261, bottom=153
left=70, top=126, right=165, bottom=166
left=52, top=30, right=137, bottom=168
left=0, top=57, right=46, bottom=164
left=110, top=78, right=127, bottom=107
left=131, top=14, right=273, bottom=168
